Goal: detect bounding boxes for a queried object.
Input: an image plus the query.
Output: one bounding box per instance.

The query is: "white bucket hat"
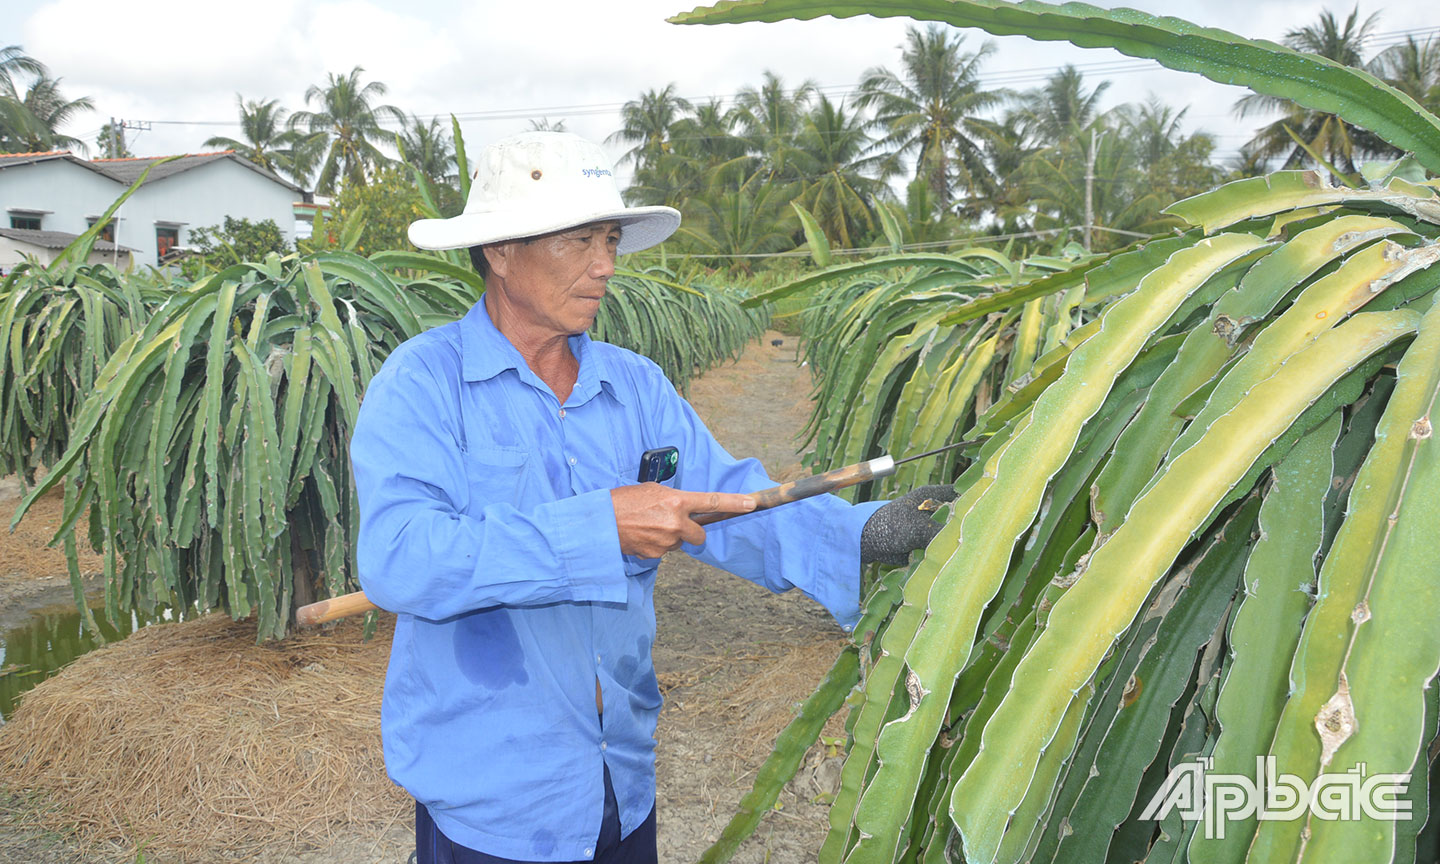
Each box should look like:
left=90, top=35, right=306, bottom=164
left=407, top=131, right=680, bottom=255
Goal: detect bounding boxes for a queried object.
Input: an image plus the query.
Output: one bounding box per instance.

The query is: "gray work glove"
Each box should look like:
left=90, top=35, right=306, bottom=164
left=860, top=484, right=960, bottom=566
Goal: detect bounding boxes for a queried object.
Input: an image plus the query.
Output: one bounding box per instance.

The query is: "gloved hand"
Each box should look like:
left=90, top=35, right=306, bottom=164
left=860, top=484, right=959, bottom=566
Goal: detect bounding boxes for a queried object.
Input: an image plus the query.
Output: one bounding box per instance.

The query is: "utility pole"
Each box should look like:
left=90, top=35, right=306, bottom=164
left=103, top=119, right=149, bottom=158
left=1083, top=126, right=1098, bottom=253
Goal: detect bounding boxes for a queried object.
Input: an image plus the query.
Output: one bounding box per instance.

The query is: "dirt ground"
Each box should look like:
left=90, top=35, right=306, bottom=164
left=0, top=332, right=854, bottom=863
left=651, top=333, right=848, bottom=864
left=0, top=474, right=105, bottom=633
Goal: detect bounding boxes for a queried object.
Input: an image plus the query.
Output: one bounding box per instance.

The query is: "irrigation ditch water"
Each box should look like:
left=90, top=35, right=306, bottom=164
left=0, top=600, right=186, bottom=721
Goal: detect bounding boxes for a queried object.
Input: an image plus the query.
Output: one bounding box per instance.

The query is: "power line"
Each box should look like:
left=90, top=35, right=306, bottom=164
left=117, top=23, right=1439, bottom=131
left=666, top=226, right=1079, bottom=259
left=93, top=20, right=1439, bottom=170
left=667, top=219, right=1193, bottom=261
left=1365, top=24, right=1440, bottom=42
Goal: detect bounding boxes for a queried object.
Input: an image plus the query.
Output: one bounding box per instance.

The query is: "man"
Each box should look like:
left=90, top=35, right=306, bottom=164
left=351, top=131, right=952, bottom=864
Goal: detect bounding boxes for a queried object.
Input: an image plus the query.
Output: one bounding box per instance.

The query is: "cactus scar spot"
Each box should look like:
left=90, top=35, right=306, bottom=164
left=1121, top=674, right=1143, bottom=708
left=1351, top=600, right=1371, bottom=625
left=905, top=670, right=925, bottom=711
left=1314, top=674, right=1357, bottom=767
left=1213, top=314, right=1238, bottom=343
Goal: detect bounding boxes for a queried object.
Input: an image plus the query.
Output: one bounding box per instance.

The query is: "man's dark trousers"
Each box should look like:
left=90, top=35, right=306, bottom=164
left=414, top=764, right=658, bottom=864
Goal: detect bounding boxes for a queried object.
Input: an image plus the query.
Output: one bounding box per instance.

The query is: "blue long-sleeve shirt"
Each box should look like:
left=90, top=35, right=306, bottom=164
left=350, top=298, right=882, bottom=861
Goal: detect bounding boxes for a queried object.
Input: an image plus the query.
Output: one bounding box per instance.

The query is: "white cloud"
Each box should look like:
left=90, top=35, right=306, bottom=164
left=10, top=0, right=1434, bottom=168
left=24, top=0, right=310, bottom=95
left=303, top=1, right=464, bottom=102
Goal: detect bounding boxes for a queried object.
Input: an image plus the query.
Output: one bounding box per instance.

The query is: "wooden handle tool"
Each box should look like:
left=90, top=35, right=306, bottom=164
left=294, top=588, right=390, bottom=628
left=691, top=455, right=894, bottom=524
left=295, top=455, right=900, bottom=627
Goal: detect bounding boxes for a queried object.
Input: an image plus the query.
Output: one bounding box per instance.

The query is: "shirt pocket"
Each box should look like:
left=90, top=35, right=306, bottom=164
left=464, top=446, right=534, bottom=511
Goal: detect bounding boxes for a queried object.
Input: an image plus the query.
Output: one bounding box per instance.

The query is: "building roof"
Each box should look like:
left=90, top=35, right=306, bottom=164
left=92, top=151, right=303, bottom=194
left=0, top=227, right=134, bottom=253
left=0, top=150, right=112, bottom=178
left=0, top=149, right=73, bottom=162
left=0, top=149, right=303, bottom=194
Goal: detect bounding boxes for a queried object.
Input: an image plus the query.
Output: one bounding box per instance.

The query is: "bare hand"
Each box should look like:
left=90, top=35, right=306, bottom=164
left=610, top=484, right=756, bottom=558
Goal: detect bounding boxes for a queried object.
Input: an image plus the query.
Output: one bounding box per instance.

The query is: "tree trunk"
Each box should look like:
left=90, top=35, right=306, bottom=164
left=290, top=527, right=316, bottom=619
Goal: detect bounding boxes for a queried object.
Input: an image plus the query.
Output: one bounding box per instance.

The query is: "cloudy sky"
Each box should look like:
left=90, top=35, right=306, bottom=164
left=6, top=0, right=1435, bottom=180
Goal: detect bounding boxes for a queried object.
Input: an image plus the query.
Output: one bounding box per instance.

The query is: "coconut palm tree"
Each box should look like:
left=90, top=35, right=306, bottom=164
left=1224, top=144, right=1272, bottom=181
left=793, top=95, right=890, bottom=249
left=397, top=114, right=456, bottom=189
left=0, top=43, right=47, bottom=150
left=1011, top=65, right=1111, bottom=148
left=676, top=167, right=800, bottom=273
left=671, top=98, right=749, bottom=175
left=289, top=66, right=405, bottom=196
left=285, top=131, right=330, bottom=191
left=898, top=176, right=973, bottom=248
left=972, top=114, right=1039, bottom=234
left=1235, top=7, right=1390, bottom=171
left=627, top=98, right=745, bottom=209
left=1371, top=35, right=1440, bottom=116
left=1021, top=119, right=1175, bottom=252
left=0, top=45, right=44, bottom=94
left=396, top=114, right=461, bottom=216
left=0, top=73, right=93, bottom=155
left=1117, top=97, right=1223, bottom=202
left=203, top=96, right=304, bottom=174
left=1119, top=97, right=1189, bottom=168
left=608, top=84, right=693, bottom=177
left=857, top=24, right=1005, bottom=215
left=205, top=95, right=326, bottom=189
left=733, top=71, right=817, bottom=182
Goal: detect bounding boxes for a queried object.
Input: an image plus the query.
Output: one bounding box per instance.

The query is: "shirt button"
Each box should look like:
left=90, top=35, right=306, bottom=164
left=558, top=408, right=566, bottom=418
left=584, top=849, right=593, bottom=858
left=596, top=654, right=601, bottom=664
left=600, top=741, right=607, bottom=751
left=568, top=457, right=577, bottom=466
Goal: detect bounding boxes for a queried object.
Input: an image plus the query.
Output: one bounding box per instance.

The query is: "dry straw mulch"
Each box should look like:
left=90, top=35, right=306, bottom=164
left=0, top=478, right=104, bottom=580
left=0, top=607, right=849, bottom=862
left=0, top=613, right=407, bottom=862
left=697, top=637, right=850, bottom=766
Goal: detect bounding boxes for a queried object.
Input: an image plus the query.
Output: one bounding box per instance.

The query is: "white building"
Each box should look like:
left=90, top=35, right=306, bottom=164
left=0, top=150, right=303, bottom=269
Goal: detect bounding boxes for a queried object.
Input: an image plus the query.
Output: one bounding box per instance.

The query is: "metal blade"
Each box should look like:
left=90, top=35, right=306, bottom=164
left=892, top=437, right=980, bottom=467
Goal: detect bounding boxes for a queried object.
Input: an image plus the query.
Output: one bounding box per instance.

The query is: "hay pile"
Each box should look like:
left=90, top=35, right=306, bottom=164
left=0, top=479, right=104, bottom=581
left=0, top=607, right=850, bottom=861
left=703, top=638, right=850, bottom=765
left=0, top=613, right=407, bottom=861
